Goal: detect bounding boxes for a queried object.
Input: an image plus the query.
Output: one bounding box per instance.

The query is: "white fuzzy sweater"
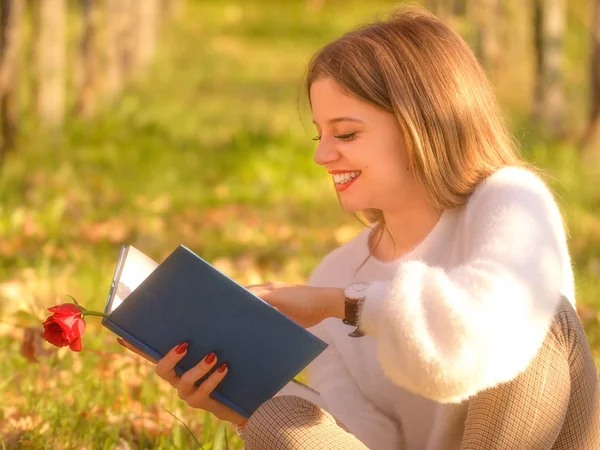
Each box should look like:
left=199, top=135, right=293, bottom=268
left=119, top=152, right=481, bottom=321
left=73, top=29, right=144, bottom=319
left=278, top=167, right=575, bottom=450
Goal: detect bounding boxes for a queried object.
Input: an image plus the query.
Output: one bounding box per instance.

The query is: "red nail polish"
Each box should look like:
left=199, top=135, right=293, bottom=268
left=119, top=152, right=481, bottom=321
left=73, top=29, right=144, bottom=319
left=204, top=352, right=216, bottom=364
left=218, top=363, right=227, bottom=373
left=175, top=342, right=188, bottom=354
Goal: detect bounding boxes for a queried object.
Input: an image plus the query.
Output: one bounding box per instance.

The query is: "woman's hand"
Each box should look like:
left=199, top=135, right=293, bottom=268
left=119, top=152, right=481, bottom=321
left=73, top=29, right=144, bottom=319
left=246, top=282, right=345, bottom=328
left=117, top=338, right=248, bottom=427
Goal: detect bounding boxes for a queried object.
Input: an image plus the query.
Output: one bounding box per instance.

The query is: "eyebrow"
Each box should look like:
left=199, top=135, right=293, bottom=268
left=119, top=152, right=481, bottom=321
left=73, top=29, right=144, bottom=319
left=312, top=116, right=365, bottom=125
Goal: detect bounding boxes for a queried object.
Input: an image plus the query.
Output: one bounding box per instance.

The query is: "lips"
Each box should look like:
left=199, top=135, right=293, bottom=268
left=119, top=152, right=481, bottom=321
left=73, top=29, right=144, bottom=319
left=331, top=170, right=361, bottom=185
left=330, top=170, right=361, bottom=192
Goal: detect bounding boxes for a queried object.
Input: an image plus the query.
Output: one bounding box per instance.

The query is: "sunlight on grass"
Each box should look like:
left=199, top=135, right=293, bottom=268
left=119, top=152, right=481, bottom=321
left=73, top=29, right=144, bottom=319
left=1, top=0, right=599, bottom=448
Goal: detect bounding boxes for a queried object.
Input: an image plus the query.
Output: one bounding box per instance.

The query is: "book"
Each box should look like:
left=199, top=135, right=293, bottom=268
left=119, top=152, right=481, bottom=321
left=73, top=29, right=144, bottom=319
left=102, top=244, right=328, bottom=418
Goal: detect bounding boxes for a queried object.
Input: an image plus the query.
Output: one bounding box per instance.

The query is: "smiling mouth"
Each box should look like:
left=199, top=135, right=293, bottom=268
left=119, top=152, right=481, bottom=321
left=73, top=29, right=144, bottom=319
left=332, top=171, right=361, bottom=186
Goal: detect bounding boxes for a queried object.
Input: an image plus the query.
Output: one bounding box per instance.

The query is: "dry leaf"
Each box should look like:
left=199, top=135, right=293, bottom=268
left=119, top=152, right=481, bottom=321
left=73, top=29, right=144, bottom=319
left=80, top=218, right=130, bottom=243
left=21, top=327, right=43, bottom=363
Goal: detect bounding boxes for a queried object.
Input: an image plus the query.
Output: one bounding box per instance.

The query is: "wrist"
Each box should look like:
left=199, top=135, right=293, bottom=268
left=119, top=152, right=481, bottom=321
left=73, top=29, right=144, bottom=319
left=236, top=418, right=248, bottom=428
left=235, top=418, right=249, bottom=439
left=324, top=288, right=345, bottom=320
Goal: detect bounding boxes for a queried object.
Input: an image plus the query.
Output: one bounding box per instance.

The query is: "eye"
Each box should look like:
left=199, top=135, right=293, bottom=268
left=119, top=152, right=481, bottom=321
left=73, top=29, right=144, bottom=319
left=334, top=132, right=357, bottom=142
left=312, top=135, right=321, bottom=141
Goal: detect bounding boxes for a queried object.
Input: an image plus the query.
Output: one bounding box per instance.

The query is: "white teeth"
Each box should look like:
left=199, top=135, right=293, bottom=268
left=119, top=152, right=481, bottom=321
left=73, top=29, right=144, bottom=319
left=333, top=171, right=361, bottom=184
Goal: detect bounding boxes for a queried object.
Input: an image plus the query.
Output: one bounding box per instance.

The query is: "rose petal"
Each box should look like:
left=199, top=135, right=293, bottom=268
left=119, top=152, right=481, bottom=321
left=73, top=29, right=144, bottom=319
left=43, top=305, right=87, bottom=351
left=56, top=314, right=79, bottom=329
left=65, top=318, right=86, bottom=342
left=49, top=319, right=69, bottom=339
left=47, top=304, right=83, bottom=316
left=69, top=337, right=83, bottom=352
left=75, top=318, right=86, bottom=336
left=43, top=321, right=68, bottom=347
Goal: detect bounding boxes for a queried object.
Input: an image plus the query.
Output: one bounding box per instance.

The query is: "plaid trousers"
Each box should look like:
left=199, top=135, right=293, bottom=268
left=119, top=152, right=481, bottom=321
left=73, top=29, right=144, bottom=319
left=242, top=297, right=600, bottom=449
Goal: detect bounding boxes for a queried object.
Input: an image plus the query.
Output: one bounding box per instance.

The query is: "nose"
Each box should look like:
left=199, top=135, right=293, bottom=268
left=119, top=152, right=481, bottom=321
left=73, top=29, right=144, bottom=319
left=313, top=138, right=341, bottom=167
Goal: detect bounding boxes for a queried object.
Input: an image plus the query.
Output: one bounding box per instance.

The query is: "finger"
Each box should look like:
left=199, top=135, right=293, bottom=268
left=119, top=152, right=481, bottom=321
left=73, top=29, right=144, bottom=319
left=177, top=352, right=218, bottom=398
left=210, top=400, right=247, bottom=425
left=117, top=338, right=158, bottom=364
left=186, top=362, right=229, bottom=408
left=245, top=284, right=262, bottom=293
left=155, top=341, right=188, bottom=385
left=247, top=285, right=269, bottom=300
left=245, top=283, right=272, bottom=292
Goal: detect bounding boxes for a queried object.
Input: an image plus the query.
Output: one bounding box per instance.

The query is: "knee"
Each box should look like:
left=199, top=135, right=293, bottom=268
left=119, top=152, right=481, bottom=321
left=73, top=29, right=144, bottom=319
left=550, top=296, right=595, bottom=369
left=244, top=396, right=323, bottom=449
left=252, top=395, right=320, bottom=423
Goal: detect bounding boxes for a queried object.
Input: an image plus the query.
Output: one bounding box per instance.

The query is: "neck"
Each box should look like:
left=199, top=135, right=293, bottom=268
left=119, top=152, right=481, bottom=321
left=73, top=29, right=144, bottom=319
left=371, top=203, right=442, bottom=262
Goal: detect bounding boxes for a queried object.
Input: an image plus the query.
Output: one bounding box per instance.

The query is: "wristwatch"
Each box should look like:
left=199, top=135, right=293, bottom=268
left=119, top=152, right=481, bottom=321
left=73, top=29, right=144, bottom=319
left=343, top=282, right=370, bottom=337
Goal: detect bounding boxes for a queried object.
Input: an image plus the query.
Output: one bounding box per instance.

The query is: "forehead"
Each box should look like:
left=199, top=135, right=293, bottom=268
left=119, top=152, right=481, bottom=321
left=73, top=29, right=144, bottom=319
left=310, top=78, right=370, bottom=119
left=310, top=77, right=350, bottom=100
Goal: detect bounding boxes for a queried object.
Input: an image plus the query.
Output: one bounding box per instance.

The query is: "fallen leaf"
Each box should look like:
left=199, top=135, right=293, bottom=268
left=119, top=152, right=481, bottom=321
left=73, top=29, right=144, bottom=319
left=21, top=328, right=40, bottom=363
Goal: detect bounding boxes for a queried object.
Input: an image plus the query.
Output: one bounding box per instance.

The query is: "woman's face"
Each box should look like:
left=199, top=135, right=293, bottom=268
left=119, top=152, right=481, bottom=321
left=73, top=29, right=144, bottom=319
left=310, top=77, right=422, bottom=215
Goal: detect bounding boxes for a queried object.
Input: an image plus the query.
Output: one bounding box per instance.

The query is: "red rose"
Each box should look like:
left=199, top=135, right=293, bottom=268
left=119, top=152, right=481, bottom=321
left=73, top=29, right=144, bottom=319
left=42, top=304, right=87, bottom=352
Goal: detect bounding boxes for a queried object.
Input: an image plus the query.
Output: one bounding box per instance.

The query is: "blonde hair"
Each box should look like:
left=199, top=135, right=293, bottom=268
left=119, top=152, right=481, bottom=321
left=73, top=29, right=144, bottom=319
left=305, top=5, right=524, bottom=230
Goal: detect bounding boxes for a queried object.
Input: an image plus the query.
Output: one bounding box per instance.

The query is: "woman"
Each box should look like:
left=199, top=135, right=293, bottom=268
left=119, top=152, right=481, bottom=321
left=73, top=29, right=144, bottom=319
left=120, top=6, right=600, bottom=449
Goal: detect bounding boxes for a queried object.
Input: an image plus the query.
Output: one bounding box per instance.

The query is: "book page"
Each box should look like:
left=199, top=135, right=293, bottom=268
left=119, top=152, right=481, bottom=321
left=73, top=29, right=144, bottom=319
left=108, top=246, right=159, bottom=313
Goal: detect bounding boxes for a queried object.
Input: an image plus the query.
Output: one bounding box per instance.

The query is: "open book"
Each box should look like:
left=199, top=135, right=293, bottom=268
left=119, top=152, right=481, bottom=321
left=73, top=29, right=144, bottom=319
left=102, top=245, right=327, bottom=418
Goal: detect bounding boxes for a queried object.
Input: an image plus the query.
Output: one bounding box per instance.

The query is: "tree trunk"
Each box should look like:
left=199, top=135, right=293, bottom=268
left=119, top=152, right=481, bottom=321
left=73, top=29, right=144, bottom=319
left=452, top=0, right=467, bottom=17
left=0, top=0, right=24, bottom=158
left=74, top=0, right=98, bottom=117
left=162, top=0, right=183, bottom=18
left=136, top=0, right=159, bottom=71
left=532, top=0, right=544, bottom=121
left=26, top=0, right=38, bottom=110
left=35, top=0, right=67, bottom=127
left=104, top=0, right=129, bottom=97
left=544, top=0, right=566, bottom=136
left=425, top=0, right=451, bottom=18
left=532, top=0, right=566, bottom=138
left=581, top=0, right=600, bottom=151
left=471, top=0, right=503, bottom=76
left=123, top=0, right=142, bottom=78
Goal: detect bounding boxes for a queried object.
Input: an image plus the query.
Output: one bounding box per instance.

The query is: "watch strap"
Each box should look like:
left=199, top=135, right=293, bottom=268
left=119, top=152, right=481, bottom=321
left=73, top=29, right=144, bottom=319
left=343, top=296, right=365, bottom=337
left=343, top=298, right=360, bottom=326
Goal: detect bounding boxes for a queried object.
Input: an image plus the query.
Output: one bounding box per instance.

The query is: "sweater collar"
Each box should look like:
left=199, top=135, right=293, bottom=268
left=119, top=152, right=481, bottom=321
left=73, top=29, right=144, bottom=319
left=362, top=209, right=453, bottom=266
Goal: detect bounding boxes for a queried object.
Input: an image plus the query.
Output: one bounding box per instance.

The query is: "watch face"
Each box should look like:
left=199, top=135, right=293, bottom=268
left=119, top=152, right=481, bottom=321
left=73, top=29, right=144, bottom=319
left=344, top=282, right=370, bottom=300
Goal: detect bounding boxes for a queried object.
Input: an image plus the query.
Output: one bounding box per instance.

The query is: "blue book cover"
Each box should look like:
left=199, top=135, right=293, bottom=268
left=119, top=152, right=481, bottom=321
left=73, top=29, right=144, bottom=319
left=102, top=245, right=328, bottom=418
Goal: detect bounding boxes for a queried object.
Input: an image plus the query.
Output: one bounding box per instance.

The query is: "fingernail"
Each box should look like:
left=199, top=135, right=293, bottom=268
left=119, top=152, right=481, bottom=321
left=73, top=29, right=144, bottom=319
left=175, top=342, right=188, bottom=354
left=204, top=352, right=216, bottom=364
left=117, top=338, right=124, bottom=346
left=217, top=363, right=227, bottom=373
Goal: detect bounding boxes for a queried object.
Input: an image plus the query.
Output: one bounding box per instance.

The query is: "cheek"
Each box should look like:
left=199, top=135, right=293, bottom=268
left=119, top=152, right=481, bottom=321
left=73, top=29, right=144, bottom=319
left=374, top=143, right=412, bottom=187
left=365, top=158, right=410, bottom=191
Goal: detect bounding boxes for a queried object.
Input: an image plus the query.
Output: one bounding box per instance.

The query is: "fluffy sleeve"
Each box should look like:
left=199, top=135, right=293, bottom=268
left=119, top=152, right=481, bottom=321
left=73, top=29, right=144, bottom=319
left=359, top=168, right=572, bottom=403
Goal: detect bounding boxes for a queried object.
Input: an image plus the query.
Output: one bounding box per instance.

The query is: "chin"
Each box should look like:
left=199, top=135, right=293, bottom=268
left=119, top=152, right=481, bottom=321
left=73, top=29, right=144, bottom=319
left=339, top=199, right=369, bottom=214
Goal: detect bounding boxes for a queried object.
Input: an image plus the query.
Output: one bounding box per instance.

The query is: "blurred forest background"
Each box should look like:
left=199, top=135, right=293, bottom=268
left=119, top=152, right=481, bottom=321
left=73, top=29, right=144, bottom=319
left=0, top=0, right=599, bottom=448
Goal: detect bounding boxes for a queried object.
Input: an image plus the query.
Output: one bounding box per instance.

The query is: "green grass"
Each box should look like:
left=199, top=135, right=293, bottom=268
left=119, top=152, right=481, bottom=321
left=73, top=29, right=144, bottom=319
left=1, top=0, right=599, bottom=448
